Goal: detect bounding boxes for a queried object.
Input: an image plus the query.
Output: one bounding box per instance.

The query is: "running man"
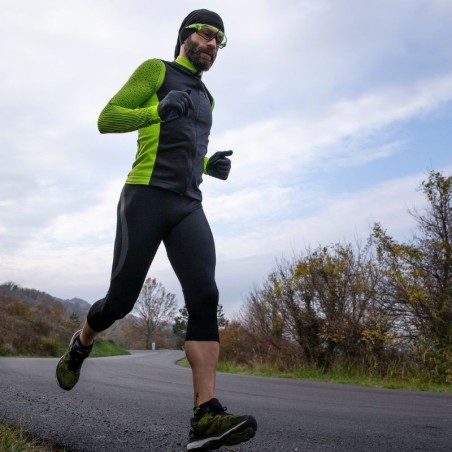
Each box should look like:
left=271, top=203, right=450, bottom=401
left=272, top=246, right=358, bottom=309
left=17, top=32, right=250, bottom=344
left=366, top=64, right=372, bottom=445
left=55, top=8, right=257, bottom=451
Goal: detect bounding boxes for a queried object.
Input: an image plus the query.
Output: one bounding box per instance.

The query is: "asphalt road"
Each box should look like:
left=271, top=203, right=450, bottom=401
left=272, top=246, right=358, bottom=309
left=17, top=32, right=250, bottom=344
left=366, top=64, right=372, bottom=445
left=1, top=350, right=451, bottom=451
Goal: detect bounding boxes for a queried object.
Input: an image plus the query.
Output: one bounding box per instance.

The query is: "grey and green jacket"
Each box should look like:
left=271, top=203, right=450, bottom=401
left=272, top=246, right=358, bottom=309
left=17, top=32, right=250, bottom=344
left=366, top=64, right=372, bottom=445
left=98, top=56, right=214, bottom=201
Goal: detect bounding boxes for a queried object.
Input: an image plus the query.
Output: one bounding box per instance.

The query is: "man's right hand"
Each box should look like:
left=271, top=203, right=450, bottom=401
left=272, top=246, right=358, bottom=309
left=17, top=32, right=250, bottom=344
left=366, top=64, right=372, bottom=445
left=158, top=89, right=194, bottom=122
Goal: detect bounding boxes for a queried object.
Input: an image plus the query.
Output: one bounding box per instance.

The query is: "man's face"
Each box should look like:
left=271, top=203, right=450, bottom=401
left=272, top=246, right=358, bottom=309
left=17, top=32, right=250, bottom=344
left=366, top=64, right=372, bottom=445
left=183, top=32, right=218, bottom=72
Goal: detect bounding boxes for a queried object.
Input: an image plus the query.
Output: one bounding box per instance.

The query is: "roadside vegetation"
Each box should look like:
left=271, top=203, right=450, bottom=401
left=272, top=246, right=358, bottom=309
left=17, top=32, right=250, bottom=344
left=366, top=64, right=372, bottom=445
left=0, top=422, right=64, bottom=452
left=0, top=296, right=130, bottom=358
left=179, top=357, right=451, bottom=393
left=0, top=284, right=127, bottom=358
left=178, top=171, right=452, bottom=392
left=215, top=362, right=451, bottom=393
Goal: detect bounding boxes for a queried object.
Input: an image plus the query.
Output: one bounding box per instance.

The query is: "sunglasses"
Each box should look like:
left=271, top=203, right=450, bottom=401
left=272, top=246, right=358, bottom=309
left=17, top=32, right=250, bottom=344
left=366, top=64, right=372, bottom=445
left=185, top=23, right=227, bottom=49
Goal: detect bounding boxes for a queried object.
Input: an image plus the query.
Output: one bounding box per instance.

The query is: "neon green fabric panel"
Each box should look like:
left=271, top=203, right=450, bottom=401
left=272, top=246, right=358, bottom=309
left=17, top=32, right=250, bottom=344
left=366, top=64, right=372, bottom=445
left=97, top=59, right=166, bottom=184
left=97, top=58, right=165, bottom=134
left=127, top=93, right=162, bottom=184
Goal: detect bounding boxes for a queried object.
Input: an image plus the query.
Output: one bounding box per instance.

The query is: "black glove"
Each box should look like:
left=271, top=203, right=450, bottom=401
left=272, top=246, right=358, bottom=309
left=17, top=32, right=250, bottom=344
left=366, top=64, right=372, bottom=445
left=158, top=89, right=194, bottom=122
left=206, top=150, right=233, bottom=180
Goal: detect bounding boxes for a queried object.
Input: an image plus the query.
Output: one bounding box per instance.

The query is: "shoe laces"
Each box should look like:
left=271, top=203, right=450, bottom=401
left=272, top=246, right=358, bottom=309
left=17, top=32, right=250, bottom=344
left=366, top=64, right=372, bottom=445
left=210, top=404, right=228, bottom=416
left=68, top=343, right=90, bottom=371
left=195, top=399, right=229, bottom=420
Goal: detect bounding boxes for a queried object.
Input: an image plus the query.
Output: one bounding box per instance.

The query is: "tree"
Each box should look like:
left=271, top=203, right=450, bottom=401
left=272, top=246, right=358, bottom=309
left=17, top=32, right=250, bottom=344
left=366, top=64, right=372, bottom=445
left=217, top=304, right=229, bottom=328
left=69, top=312, right=80, bottom=325
left=240, top=243, right=394, bottom=371
left=173, top=304, right=229, bottom=349
left=173, top=306, right=189, bottom=349
left=133, top=277, right=177, bottom=349
left=412, top=171, right=452, bottom=345
left=371, top=171, right=452, bottom=381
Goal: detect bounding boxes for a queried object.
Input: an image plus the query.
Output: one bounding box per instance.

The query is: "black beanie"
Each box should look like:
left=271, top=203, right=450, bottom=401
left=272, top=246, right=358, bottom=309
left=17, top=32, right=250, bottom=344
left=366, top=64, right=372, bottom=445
left=174, top=9, right=225, bottom=58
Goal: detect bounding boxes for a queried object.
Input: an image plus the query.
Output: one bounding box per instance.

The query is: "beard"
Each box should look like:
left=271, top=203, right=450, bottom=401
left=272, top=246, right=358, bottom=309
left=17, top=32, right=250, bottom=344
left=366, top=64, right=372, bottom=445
left=184, top=37, right=217, bottom=72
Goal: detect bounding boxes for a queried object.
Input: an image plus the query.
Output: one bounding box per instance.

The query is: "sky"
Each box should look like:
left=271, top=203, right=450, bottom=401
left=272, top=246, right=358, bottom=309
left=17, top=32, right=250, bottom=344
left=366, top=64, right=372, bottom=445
left=1, top=0, right=452, bottom=318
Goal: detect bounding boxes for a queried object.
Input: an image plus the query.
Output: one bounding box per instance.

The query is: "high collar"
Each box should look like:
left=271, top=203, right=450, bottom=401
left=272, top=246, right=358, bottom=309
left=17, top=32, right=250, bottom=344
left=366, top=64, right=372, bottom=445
left=175, top=55, right=203, bottom=77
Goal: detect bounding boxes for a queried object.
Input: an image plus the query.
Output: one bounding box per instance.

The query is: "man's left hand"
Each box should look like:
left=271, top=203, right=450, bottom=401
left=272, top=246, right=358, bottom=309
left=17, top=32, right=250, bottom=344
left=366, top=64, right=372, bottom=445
left=206, top=150, right=233, bottom=180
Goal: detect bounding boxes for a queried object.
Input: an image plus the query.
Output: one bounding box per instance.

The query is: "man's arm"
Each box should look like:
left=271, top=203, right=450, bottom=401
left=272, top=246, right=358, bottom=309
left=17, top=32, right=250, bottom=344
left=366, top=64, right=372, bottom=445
left=98, top=59, right=166, bottom=134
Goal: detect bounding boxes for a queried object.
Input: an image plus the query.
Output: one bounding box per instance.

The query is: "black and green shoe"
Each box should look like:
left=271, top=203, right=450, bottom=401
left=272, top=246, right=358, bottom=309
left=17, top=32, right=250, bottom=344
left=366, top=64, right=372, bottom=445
left=56, top=330, right=92, bottom=391
left=187, top=398, right=257, bottom=451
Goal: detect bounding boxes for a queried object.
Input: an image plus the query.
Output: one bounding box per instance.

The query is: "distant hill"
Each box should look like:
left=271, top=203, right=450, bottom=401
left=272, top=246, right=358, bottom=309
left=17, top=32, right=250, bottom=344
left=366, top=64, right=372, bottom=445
left=0, top=282, right=132, bottom=357
left=0, top=281, right=176, bottom=354
left=0, top=282, right=83, bottom=356
left=56, top=297, right=91, bottom=317
left=0, top=282, right=91, bottom=317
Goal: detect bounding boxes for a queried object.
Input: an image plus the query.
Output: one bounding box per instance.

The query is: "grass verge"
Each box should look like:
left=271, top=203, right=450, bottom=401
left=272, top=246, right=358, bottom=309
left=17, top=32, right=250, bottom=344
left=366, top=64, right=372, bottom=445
left=55, top=338, right=130, bottom=358
left=178, top=358, right=451, bottom=393
left=0, top=422, right=64, bottom=452
left=89, top=339, right=130, bottom=357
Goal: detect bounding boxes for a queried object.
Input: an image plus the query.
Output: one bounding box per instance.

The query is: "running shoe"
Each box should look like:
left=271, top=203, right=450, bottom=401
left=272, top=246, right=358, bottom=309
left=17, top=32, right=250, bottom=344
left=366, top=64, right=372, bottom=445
left=187, top=398, right=257, bottom=450
left=56, top=330, right=92, bottom=390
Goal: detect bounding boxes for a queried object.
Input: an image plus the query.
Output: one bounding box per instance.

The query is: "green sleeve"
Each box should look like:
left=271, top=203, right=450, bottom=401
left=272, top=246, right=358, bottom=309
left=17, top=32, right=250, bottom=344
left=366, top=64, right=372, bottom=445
left=98, top=59, right=166, bottom=134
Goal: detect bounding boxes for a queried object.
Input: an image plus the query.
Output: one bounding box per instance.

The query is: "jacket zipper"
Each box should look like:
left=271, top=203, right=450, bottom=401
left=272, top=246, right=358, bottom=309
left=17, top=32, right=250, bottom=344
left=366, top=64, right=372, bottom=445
left=183, top=87, right=200, bottom=196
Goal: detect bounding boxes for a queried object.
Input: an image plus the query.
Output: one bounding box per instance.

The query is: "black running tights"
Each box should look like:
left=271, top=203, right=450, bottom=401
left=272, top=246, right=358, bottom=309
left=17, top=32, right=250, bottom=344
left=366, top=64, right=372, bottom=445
left=87, top=184, right=219, bottom=341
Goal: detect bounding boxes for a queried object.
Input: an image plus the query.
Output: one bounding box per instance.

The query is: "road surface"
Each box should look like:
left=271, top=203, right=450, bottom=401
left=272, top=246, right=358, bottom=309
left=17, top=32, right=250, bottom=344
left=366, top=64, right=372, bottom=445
left=1, top=350, right=451, bottom=451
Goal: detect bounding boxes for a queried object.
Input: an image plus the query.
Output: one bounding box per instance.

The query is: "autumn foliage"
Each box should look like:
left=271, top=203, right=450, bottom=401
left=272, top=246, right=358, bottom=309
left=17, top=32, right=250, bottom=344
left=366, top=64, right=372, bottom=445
left=0, top=283, right=83, bottom=356
left=219, top=171, right=452, bottom=384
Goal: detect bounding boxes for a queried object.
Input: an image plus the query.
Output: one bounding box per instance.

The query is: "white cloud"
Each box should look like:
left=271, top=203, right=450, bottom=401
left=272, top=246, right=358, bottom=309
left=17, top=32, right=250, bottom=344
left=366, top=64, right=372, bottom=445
left=208, top=72, right=452, bottom=198
left=41, top=178, right=123, bottom=244
left=204, top=185, right=297, bottom=226
left=215, top=174, right=422, bottom=262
